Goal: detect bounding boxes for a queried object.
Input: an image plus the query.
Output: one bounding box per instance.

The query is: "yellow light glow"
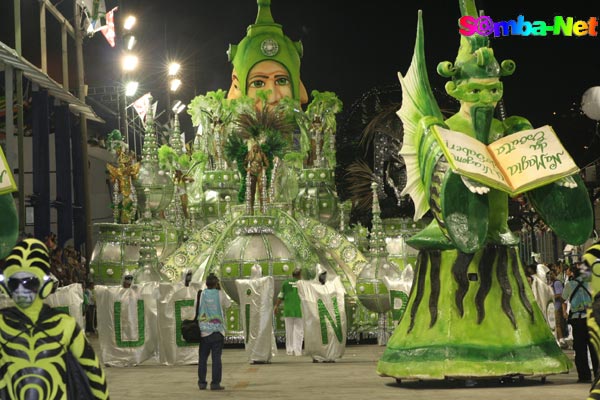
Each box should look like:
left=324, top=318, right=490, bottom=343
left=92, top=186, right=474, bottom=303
left=168, top=62, right=181, bottom=76
left=124, top=16, right=137, bottom=31
left=122, top=54, right=139, bottom=71
left=170, top=78, right=182, bottom=92
left=125, top=81, right=139, bottom=97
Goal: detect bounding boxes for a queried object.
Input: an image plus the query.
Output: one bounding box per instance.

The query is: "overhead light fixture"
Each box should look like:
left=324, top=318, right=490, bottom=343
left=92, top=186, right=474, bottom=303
left=125, top=34, right=137, bottom=51
left=170, top=78, right=182, bottom=92
left=168, top=62, right=181, bottom=76
left=125, top=81, right=139, bottom=97
left=124, top=15, right=137, bottom=31
left=122, top=54, right=139, bottom=71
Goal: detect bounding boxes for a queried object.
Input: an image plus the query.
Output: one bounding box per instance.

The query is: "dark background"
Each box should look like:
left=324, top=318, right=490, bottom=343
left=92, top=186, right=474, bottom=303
left=2, top=0, right=599, bottom=167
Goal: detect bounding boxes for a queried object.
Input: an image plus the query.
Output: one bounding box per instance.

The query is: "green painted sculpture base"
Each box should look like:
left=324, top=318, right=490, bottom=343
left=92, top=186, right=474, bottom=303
left=0, top=194, right=18, bottom=259
left=377, top=245, right=570, bottom=379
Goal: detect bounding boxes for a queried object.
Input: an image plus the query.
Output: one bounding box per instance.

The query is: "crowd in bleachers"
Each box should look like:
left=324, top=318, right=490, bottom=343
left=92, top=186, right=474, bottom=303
left=43, top=232, right=89, bottom=287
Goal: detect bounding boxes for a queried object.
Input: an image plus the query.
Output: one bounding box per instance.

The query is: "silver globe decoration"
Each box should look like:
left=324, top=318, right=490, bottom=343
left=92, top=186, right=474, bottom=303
left=134, top=95, right=174, bottom=216
left=296, top=168, right=339, bottom=228
left=89, top=223, right=143, bottom=285
left=135, top=189, right=170, bottom=283
left=356, top=182, right=401, bottom=345
left=219, top=215, right=298, bottom=304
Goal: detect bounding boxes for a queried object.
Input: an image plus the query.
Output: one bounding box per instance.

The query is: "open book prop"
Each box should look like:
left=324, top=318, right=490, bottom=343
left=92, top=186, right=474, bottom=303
left=432, top=123, right=591, bottom=247
left=432, top=125, right=578, bottom=195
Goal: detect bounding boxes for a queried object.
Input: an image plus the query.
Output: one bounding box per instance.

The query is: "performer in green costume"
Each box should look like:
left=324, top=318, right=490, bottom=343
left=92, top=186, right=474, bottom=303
left=226, top=0, right=308, bottom=109
left=377, top=0, right=592, bottom=380
left=583, top=243, right=600, bottom=398
left=0, top=239, right=110, bottom=399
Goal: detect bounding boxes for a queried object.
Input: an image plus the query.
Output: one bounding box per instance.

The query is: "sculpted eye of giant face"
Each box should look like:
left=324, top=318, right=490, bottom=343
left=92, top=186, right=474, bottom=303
left=247, top=61, right=293, bottom=109
left=227, top=60, right=308, bottom=109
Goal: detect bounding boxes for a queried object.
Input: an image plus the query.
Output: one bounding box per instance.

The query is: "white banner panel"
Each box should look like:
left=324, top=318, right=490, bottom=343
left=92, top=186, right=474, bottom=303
left=96, top=282, right=159, bottom=366
left=297, top=276, right=346, bottom=362
left=235, top=276, right=277, bottom=363
left=45, top=283, right=85, bottom=330
left=157, top=282, right=202, bottom=365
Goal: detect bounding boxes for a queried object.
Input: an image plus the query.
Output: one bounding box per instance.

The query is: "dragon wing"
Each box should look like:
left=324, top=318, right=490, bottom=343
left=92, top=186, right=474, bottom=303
left=397, top=10, right=444, bottom=221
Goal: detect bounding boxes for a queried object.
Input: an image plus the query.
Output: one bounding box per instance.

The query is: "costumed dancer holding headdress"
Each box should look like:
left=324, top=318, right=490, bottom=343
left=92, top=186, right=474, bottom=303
left=377, top=0, right=592, bottom=380
left=0, top=238, right=109, bottom=399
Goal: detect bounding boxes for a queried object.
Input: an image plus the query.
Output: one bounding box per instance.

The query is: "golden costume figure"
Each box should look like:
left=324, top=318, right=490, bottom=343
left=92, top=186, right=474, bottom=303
left=106, top=148, right=141, bottom=224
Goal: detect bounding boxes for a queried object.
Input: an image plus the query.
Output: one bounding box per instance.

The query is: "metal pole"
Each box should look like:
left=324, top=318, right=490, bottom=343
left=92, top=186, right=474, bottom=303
left=116, top=88, right=122, bottom=141
left=124, top=95, right=129, bottom=145
left=40, top=1, right=47, bottom=73
left=61, top=24, right=69, bottom=90
left=14, top=0, right=25, bottom=235
left=74, top=1, right=93, bottom=264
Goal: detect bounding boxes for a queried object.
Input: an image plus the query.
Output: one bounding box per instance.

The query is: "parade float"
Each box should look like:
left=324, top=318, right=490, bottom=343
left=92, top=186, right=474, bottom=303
left=377, top=0, right=592, bottom=382
left=82, top=0, right=585, bottom=376
left=86, top=0, right=419, bottom=366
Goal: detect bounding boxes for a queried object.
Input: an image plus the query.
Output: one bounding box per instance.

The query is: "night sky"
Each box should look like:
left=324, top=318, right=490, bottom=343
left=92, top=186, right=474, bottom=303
left=3, top=0, right=600, bottom=167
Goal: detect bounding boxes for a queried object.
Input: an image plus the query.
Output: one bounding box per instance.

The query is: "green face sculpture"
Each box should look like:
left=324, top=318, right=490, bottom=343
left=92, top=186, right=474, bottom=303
left=226, top=0, right=308, bottom=108
left=446, top=78, right=503, bottom=105
left=438, top=32, right=515, bottom=103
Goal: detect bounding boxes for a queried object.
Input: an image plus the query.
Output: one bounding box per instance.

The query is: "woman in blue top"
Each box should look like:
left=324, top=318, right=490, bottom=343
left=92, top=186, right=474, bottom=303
left=197, top=273, right=231, bottom=391
left=562, top=264, right=598, bottom=383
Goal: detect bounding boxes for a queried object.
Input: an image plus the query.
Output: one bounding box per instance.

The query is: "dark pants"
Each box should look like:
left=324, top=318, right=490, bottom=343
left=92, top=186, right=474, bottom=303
left=198, top=332, right=224, bottom=387
left=570, top=317, right=599, bottom=380
left=85, top=305, right=96, bottom=333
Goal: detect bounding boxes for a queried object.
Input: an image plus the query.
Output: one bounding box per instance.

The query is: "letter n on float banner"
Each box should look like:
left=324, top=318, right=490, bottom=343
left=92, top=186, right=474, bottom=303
left=317, top=297, right=344, bottom=345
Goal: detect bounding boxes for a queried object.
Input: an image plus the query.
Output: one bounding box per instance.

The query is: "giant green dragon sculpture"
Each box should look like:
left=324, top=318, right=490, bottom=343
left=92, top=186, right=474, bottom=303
left=377, top=0, right=592, bottom=380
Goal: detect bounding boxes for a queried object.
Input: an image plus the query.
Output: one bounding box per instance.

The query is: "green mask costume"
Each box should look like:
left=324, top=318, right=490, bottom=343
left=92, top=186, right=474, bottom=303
left=0, top=239, right=110, bottom=399
left=227, top=0, right=304, bottom=101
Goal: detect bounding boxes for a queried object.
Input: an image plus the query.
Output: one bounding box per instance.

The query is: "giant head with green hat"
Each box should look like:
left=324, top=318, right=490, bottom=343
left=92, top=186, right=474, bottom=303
left=437, top=0, right=515, bottom=109
left=226, top=0, right=308, bottom=109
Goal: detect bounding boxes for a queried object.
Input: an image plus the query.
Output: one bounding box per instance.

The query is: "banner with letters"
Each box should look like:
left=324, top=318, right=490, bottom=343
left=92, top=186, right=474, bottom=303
left=297, top=276, right=346, bottom=362
left=157, top=282, right=202, bottom=365
left=235, top=276, right=277, bottom=363
left=96, top=283, right=159, bottom=367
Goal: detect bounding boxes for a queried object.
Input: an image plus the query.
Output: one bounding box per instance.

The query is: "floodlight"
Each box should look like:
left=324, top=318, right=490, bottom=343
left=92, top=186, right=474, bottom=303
left=170, top=78, right=182, bottom=92
left=168, top=62, right=181, bottom=76
left=124, top=15, right=137, bottom=31
left=125, top=81, right=139, bottom=97
left=122, top=54, right=139, bottom=71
